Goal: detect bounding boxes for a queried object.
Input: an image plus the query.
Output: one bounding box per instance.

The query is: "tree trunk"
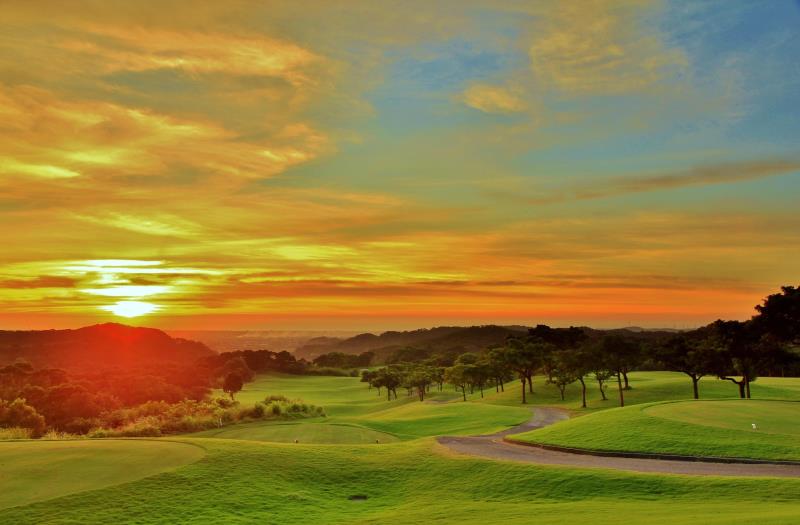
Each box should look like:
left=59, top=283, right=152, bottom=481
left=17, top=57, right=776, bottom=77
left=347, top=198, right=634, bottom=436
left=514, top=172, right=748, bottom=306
left=598, top=378, right=607, bottom=400
left=387, top=389, right=391, bottom=401
left=418, top=387, right=424, bottom=402
left=521, top=377, right=527, bottom=404
left=745, top=376, right=751, bottom=399
left=622, top=369, right=630, bottom=390
left=461, top=386, right=466, bottom=401
left=692, top=375, right=699, bottom=400
left=579, top=377, right=587, bottom=408
left=527, top=373, right=533, bottom=394
left=479, top=384, right=484, bottom=398
left=559, top=385, right=565, bottom=401
left=616, top=372, right=625, bottom=407
left=495, top=378, right=499, bottom=393
left=500, top=378, right=504, bottom=392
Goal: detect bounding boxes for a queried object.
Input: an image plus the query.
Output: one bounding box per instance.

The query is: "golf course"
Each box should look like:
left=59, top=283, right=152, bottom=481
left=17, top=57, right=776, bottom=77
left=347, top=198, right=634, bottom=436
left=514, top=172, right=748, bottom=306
left=3, top=371, right=800, bottom=524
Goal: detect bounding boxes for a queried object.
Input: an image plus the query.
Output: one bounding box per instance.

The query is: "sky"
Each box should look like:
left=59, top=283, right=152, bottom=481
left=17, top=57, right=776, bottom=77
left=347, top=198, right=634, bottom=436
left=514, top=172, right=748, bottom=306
left=1, top=1, right=799, bottom=331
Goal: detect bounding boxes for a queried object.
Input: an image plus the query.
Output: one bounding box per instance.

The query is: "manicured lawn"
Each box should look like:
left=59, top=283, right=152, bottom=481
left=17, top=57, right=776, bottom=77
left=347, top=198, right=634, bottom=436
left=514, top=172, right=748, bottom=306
left=0, top=439, right=205, bottom=510
left=512, top=399, right=800, bottom=461
left=190, top=420, right=399, bottom=444
left=6, top=372, right=800, bottom=523
left=207, top=374, right=529, bottom=442
left=478, top=371, right=800, bottom=412
left=2, top=438, right=800, bottom=524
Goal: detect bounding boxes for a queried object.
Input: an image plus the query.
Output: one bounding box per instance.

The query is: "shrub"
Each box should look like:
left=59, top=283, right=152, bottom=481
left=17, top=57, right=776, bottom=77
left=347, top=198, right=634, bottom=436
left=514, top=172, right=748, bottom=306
left=0, top=427, right=32, bottom=440
left=0, top=399, right=46, bottom=438
left=270, top=403, right=282, bottom=416
left=41, top=430, right=82, bottom=440
left=264, top=395, right=289, bottom=403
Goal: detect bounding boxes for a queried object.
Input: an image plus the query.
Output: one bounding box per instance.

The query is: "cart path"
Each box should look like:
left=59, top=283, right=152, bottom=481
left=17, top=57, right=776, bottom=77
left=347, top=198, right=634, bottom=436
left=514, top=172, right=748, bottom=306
left=436, top=407, right=800, bottom=477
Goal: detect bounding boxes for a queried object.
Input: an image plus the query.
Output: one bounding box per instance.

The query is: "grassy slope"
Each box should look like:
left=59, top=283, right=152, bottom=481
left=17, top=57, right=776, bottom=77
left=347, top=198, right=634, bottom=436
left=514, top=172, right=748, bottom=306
left=512, top=399, right=800, bottom=461
left=0, top=440, right=205, bottom=510
left=6, top=372, right=800, bottom=523
left=200, top=374, right=530, bottom=443
left=478, top=371, right=800, bottom=411
left=2, top=438, right=800, bottom=524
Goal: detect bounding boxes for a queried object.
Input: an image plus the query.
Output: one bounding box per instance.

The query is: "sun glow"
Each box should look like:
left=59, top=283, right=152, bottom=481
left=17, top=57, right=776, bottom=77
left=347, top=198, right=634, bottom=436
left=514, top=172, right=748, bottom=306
left=102, top=300, right=160, bottom=318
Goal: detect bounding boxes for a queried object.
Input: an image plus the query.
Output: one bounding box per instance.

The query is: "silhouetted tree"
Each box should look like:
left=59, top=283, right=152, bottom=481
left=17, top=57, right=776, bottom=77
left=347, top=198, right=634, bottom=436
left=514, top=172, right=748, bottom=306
left=222, top=372, right=244, bottom=401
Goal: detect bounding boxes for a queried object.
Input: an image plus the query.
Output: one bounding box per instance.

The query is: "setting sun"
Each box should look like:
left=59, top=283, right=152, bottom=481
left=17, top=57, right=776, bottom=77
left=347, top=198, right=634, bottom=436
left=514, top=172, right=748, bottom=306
left=102, top=301, right=160, bottom=318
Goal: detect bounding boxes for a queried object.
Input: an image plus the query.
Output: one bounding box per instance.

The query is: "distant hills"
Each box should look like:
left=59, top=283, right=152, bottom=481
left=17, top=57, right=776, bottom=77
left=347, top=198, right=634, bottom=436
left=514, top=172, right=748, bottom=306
left=293, top=325, right=531, bottom=361
left=0, top=323, right=214, bottom=369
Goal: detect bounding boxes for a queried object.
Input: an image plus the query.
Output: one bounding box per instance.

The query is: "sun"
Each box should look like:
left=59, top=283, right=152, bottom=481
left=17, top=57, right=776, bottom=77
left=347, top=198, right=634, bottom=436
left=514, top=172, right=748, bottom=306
left=102, top=300, right=160, bottom=318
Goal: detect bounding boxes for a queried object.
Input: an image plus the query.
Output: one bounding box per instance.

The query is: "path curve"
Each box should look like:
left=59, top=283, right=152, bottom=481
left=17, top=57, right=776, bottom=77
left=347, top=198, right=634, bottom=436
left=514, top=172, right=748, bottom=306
left=436, top=407, right=800, bottom=477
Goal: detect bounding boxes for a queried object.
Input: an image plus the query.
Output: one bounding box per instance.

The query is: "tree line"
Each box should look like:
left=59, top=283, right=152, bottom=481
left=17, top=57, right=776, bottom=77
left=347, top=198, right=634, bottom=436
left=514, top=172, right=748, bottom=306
left=360, top=286, right=800, bottom=407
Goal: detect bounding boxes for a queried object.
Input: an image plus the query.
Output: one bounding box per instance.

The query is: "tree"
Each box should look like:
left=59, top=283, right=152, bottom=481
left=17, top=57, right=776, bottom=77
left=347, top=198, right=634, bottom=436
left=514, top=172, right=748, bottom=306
left=753, top=285, right=800, bottom=343
left=656, top=333, right=719, bottom=399
left=487, top=347, right=511, bottom=392
left=222, top=373, right=244, bottom=400
left=599, top=334, right=641, bottom=407
left=504, top=338, right=551, bottom=404
left=445, top=364, right=470, bottom=401
left=373, top=367, right=401, bottom=401
left=406, top=365, right=433, bottom=401
left=545, top=350, right=579, bottom=401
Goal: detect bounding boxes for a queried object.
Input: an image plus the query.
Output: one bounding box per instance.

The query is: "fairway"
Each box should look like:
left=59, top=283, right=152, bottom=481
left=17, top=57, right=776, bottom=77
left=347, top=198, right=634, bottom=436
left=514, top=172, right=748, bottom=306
left=6, top=373, right=800, bottom=523
left=204, top=374, right=530, bottom=442
left=513, top=399, right=800, bottom=461
left=3, top=438, right=800, bottom=524
left=645, top=400, right=800, bottom=435
left=0, top=440, right=206, bottom=510
left=191, top=420, right=399, bottom=444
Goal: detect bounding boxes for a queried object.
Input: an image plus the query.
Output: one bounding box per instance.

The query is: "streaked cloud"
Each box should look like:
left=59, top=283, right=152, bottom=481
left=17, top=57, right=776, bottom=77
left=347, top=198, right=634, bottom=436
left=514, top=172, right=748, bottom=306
left=525, top=158, right=800, bottom=204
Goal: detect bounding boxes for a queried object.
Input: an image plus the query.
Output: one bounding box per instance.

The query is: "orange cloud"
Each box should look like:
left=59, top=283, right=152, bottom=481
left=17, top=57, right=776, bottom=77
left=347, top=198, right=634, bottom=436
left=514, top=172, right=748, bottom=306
left=462, top=84, right=527, bottom=113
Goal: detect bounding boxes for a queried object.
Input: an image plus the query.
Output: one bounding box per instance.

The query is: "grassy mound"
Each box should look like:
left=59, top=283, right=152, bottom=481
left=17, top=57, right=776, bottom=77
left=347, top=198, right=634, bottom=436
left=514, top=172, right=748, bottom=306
left=3, top=438, right=800, bottom=524
left=0, top=439, right=205, bottom=510
left=512, top=399, right=800, bottom=461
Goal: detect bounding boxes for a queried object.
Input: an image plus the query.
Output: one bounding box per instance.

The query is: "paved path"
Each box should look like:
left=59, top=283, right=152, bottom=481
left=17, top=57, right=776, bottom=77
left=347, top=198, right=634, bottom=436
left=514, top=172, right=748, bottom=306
left=436, top=407, right=800, bottom=477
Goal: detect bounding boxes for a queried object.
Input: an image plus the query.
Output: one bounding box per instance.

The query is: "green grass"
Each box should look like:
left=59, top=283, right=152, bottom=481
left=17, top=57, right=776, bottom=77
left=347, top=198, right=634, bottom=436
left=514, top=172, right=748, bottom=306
left=2, top=437, right=800, bottom=524
left=206, top=374, right=530, bottom=443
left=478, top=371, right=800, bottom=411
left=0, top=439, right=205, bottom=510
left=513, top=399, right=800, bottom=461
left=190, top=420, right=399, bottom=444
left=6, top=372, right=800, bottom=523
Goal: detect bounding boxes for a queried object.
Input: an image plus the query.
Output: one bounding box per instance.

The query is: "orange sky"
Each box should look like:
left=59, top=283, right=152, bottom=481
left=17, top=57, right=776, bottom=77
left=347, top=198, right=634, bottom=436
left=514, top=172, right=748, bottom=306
left=1, top=2, right=798, bottom=331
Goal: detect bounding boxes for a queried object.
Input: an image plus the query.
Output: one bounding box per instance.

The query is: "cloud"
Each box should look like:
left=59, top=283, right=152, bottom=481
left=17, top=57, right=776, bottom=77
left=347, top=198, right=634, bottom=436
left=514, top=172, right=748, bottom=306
left=60, top=27, right=322, bottom=84
left=528, top=159, right=800, bottom=204
left=528, top=0, right=688, bottom=95
left=0, top=276, right=78, bottom=289
left=462, top=84, right=527, bottom=113
left=0, top=84, right=332, bottom=183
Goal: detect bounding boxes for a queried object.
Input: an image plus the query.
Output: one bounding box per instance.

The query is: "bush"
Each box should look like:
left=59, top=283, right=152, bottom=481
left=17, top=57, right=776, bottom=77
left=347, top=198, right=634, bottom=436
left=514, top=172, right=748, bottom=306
left=0, top=398, right=46, bottom=438
left=0, top=427, right=32, bottom=440
left=270, top=403, right=282, bottom=416
left=41, top=430, right=82, bottom=440
left=264, top=395, right=289, bottom=403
